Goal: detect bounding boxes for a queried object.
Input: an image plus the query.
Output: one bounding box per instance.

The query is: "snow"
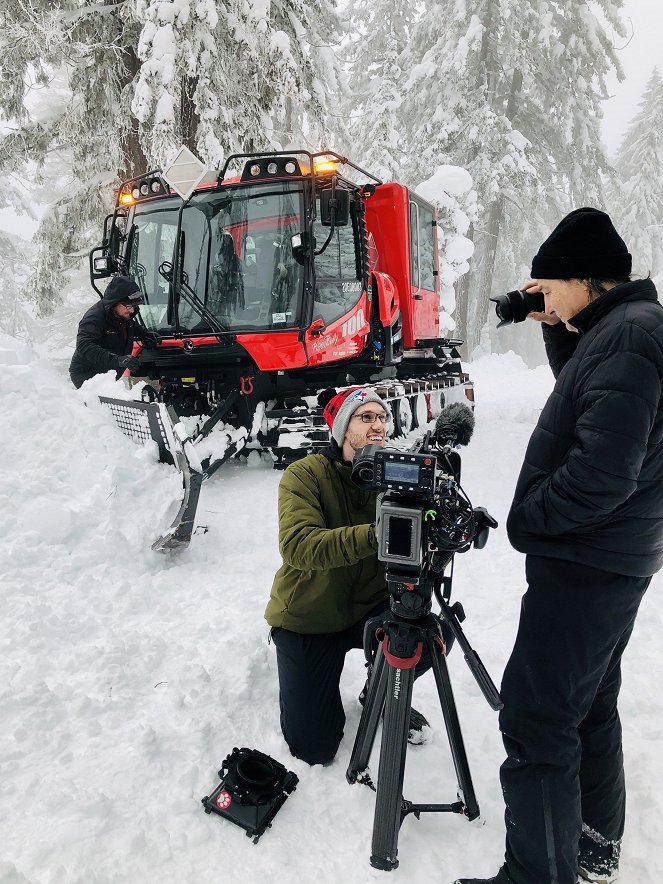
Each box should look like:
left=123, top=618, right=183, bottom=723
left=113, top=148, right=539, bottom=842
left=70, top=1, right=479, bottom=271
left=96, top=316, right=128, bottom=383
left=417, top=165, right=474, bottom=201
left=1, top=337, right=662, bottom=883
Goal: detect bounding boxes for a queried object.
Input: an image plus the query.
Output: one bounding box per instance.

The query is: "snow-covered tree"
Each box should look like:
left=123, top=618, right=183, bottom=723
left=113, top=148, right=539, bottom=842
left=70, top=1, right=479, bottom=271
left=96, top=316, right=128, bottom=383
left=132, top=0, right=344, bottom=166
left=269, top=0, right=345, bottom=149
left=0, top=230, right=34, bottom=340
left=0, top=1, right=147, bottom=316
left=415, top=164, right=478, bottom=336
left=399, top=0, right=626, bottom=356
left=342, top=0, right=416, bottom=180
left=611, top=68, right=663, bottom=281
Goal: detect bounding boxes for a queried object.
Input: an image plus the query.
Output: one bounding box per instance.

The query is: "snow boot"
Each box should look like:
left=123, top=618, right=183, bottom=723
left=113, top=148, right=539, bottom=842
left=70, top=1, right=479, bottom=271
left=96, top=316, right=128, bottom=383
left=578, top=870, right=617, bottom=884
left=358, top=683, right=432, bottom=744
left=406, top=705, right=432, bottom=745
left=577, top=825, right=620, bottom=884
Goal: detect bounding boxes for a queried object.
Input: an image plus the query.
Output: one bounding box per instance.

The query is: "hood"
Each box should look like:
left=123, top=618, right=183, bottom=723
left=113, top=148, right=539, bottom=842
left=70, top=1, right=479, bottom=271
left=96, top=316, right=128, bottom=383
left=102, top=277, right=144, bottom=308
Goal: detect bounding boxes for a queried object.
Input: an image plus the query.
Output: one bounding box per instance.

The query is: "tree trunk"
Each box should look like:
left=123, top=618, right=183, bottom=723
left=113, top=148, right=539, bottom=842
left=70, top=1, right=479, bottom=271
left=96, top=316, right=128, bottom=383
left=453, top=223, right=474, bottom=360
left=180, top=75, right=201, bottom=156
left=118, top=43, right=149, bottom=180
left=471, top=195, right=503, bottom=354
left=464, top=61, right=522, bottom=357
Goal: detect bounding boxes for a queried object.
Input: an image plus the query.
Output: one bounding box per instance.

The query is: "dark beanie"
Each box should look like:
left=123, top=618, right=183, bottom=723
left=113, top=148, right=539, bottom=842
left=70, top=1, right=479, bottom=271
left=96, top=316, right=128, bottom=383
left=103, top=276, right=144, bottom=305
left=531, top=207, right=632, bottom=280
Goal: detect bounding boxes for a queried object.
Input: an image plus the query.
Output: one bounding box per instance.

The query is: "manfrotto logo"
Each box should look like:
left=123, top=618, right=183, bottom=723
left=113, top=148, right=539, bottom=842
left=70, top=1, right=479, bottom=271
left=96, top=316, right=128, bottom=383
left=393, top=669, right=401, bottom=700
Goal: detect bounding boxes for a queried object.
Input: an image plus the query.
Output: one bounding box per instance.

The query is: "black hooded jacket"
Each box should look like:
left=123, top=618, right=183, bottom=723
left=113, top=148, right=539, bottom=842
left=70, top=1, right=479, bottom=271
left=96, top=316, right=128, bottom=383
left=507, top=278, right=663, bottom=577
left=69, top=278, right=142, bottom=388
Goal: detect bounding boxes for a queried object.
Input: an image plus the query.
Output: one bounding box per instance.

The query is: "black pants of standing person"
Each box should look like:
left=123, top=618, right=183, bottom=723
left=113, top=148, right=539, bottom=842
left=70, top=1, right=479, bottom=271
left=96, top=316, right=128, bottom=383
left=271, top=599, right=433, bottom=765
left=494, top=555, right=650, bottom=884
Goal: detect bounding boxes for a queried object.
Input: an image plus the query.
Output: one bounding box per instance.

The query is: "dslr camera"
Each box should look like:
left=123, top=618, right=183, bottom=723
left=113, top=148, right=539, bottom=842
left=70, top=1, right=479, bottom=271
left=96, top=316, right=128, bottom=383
left=490, top=288, right=545, bottom=326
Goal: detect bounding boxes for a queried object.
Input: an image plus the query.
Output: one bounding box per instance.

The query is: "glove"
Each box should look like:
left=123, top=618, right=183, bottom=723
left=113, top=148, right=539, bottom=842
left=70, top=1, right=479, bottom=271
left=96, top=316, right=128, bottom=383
left=136, top=330, right=160, bottom=347
left=116, top=355, right=140, bottom=373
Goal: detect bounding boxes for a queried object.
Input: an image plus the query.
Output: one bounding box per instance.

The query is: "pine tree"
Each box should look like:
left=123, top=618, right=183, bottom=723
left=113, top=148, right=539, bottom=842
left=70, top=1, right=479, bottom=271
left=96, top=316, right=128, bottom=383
left=611, top=68, right=663, bottom=280
left=342, top=0, right=415, bottom=180
left=399, top=0, right=626, bottom=356
left=0, top=1, right=147, bottom=317
left=0, top=230, right=34, bottom=340
left=131, top=0, right=345, bottom=166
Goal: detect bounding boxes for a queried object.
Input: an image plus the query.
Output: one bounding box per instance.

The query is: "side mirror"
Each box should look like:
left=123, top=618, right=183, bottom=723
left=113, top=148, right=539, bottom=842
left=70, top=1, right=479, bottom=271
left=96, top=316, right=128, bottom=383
left=320, top=189, right=350, bottom=227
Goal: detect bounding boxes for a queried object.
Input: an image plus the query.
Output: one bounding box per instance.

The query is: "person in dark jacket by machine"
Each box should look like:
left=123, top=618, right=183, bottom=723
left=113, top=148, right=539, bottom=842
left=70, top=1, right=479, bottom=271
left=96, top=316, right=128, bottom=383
left=456, top=209, right=663, bottom=884
left=265, top=387, right=432, bottom=765
left=69, top=276, right=146, bottom=388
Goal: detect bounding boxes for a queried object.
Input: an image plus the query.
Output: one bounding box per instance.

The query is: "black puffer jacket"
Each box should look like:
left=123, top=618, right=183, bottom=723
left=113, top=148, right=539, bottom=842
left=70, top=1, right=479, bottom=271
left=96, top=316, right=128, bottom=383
left=507, top=278, right=663, bottom=577
left=69, top=278, right=142, bottom=388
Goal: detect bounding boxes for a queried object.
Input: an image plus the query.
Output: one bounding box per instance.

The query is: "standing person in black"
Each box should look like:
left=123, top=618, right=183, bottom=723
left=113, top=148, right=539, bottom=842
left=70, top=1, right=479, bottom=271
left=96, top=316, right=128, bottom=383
left=69, top=276, right=146, bottom=388
left=456, top=209, right=663, bottom=884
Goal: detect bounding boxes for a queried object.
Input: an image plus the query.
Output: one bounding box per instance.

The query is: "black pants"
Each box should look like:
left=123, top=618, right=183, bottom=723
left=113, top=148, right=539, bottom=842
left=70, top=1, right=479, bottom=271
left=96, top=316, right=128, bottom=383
left=271, top=600, right=433, bottom=765
left=498, top=555, right=650, bottom=884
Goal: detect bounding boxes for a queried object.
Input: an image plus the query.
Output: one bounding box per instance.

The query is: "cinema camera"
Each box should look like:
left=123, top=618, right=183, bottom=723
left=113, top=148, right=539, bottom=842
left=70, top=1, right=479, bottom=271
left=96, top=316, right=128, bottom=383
left=347, top=402, right=502, bottom=872
left=351, top=402, right=497, bottom=621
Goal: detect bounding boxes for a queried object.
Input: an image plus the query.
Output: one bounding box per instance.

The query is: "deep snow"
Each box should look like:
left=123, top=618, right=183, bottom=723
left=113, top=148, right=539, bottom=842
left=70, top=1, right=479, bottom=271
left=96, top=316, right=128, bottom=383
left=1, top=335, right=661, bottom=884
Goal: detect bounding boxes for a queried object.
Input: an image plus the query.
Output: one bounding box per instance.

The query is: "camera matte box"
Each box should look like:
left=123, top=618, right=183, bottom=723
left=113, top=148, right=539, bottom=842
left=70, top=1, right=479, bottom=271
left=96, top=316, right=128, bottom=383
left=202, top=748, right=298, bottom=843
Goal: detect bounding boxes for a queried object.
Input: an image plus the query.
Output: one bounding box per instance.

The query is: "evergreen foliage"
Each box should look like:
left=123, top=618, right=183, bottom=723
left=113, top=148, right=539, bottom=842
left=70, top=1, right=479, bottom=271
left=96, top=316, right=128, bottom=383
left=0, top=1, right=146, bottom=317
left=611, top=68, right=663, bottom=280
left=343, top=0, right=415, bottom=180
left=396, top=0, right=626, bottom=355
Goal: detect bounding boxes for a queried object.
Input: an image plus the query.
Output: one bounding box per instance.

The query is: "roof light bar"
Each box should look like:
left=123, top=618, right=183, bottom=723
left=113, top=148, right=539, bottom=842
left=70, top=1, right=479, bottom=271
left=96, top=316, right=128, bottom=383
left=117, top=175, right=166, bottom=208
left=240, top=156, right=306, bottom=182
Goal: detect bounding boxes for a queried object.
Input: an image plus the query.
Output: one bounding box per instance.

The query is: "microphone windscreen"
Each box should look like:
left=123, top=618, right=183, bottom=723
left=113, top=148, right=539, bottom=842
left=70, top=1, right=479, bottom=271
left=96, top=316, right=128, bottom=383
left=434, top=402, right=475, bottom=446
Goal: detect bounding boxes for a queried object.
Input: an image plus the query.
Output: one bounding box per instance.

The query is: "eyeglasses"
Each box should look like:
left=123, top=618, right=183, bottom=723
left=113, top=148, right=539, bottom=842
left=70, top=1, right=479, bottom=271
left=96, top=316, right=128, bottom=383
left=352, top=411, right=390, bottom=424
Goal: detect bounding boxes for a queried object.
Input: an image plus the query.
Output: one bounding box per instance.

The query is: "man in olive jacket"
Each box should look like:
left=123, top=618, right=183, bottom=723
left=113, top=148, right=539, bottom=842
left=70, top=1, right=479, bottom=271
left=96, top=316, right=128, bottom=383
left=69, top=276, right=146, bottom=388
left=266, top=386, right=431, bottom=764
left=456, top=210, right=663, bottom=884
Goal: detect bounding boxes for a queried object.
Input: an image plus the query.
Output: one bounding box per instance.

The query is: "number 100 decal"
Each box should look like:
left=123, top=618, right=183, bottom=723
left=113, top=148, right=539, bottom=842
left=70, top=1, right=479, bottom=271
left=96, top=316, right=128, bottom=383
left=342, top=308, right=366, bottom=338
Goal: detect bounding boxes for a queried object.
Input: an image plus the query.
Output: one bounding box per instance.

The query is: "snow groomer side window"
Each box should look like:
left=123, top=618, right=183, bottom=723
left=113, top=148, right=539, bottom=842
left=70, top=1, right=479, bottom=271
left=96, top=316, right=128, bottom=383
left=128, top=205, right=179, bottom=331
left=312, top=195, right=362, bottom=325
left=409, top=199, right=437, bottom=293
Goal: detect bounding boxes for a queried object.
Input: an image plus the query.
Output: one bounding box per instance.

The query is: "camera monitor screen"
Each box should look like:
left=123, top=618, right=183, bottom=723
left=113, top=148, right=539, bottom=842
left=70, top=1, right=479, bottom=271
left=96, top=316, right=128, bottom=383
left=386, top=515, right=414, bottom=559
left=384, top=461, right=420, bottom=483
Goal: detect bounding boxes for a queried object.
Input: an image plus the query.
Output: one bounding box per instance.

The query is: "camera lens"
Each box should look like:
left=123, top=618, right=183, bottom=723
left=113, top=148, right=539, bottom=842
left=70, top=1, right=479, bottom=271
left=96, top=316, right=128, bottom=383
left=491, top=290, right=544, bottom=327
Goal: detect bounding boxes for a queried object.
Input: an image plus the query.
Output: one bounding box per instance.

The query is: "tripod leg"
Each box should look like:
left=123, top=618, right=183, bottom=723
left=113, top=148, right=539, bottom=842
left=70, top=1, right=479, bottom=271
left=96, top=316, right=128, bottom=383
left=347, top=644, right=388, bottom=783
left=428, top=635, right=480, bottom=820
left=370, top=663, right=415, bottom=870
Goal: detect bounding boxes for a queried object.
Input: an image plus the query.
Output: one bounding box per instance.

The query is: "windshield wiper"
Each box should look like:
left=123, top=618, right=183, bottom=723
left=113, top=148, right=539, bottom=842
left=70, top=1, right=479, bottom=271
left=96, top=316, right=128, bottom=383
left=159, top=253, right=231, bottom=338
left=177, top=278, right=232, bottom=337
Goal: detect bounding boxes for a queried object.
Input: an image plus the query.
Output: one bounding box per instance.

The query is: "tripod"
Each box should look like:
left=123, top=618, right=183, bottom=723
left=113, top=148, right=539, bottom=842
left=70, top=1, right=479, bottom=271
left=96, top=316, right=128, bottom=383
left=346, top=567, right=502, bottom=871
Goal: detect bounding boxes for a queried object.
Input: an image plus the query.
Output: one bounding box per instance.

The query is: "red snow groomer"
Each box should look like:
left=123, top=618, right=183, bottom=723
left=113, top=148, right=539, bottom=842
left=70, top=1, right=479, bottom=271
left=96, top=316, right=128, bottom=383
left=90, top=149, right=473, bottom=546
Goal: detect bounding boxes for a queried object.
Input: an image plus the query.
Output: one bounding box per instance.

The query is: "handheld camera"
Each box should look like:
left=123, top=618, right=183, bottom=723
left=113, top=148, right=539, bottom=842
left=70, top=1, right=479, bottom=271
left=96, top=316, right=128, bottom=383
left=490, top=288, right=545, bottom=327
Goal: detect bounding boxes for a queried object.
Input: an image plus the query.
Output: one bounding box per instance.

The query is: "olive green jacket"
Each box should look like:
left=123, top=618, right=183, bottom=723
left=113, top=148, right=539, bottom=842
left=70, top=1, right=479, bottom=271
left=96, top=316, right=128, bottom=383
left=265, top=451, right=387, bottom=633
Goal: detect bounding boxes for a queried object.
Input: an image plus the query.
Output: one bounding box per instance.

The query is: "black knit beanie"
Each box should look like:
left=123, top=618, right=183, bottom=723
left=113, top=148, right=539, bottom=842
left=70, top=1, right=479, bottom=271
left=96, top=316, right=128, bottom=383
left=531, top=207, right=632, bottom=280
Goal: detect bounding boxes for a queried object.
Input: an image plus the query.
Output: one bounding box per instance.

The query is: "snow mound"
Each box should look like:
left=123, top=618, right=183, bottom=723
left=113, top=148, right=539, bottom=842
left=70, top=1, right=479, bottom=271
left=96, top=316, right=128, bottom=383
left=0, top=335, right=181, bottom=559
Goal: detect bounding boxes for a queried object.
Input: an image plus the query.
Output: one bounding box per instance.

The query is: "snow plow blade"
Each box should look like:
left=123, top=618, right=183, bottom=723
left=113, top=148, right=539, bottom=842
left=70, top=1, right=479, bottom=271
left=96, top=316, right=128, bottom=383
left=99, top=396, right=204, bottom=550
